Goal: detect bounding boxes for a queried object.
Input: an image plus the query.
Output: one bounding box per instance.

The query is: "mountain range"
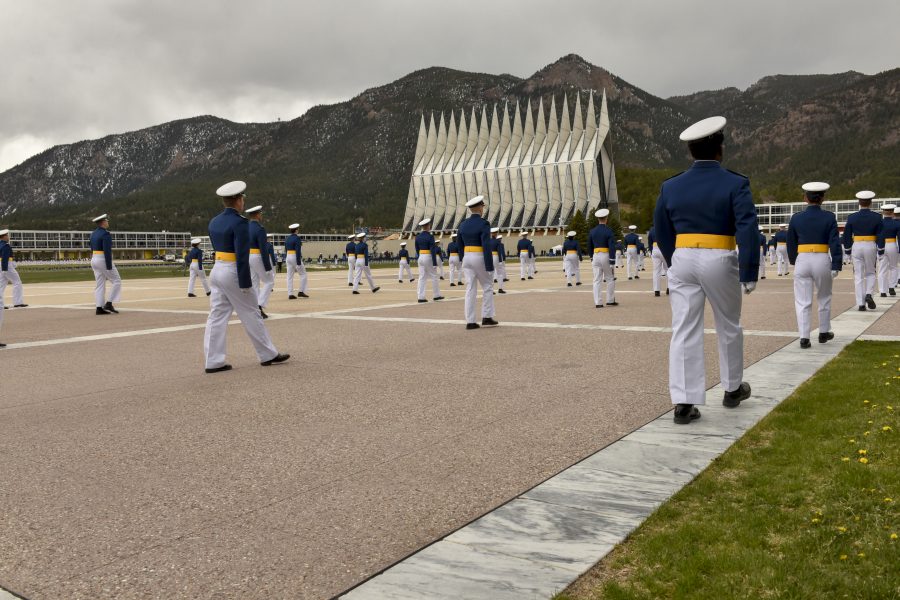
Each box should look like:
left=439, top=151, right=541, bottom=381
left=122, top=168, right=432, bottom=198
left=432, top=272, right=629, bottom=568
left=1, top=54, right=897, bottom=233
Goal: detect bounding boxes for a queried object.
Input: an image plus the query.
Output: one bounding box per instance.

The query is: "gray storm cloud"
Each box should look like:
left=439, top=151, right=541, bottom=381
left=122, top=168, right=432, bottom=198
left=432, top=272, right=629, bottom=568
left=1, top=0, right=897, bottom=172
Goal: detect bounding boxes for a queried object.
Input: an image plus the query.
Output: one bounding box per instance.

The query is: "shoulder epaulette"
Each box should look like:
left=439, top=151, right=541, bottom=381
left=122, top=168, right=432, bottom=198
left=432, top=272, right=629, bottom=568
left=725, top=168, right=749, bottom=179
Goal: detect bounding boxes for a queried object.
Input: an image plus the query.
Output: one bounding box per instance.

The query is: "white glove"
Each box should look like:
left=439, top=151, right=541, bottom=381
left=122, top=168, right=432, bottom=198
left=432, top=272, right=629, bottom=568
left=832, top=270, right=839, bottom=279
left=741, top=281, right=756, bottom=294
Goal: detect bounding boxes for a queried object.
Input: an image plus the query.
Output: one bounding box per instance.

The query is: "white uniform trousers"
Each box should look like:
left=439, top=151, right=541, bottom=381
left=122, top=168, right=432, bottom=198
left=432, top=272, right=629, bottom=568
left=530, top=255, right=537, bottom=276
left=417, top=255, right=440, bottom=299
left=776, top=244, right=789, bottom=275
left=758, top=249, right=766, bottom=279
left=768, top=248, right=776, bottom=265
left=851, top=241, right=877, bottom=306
left=188, top=262, right=210, bottom=295
left=519, top=252, right=530, bottom=278
left=249, top=254, right=275, bottom=307
left=591, top=252, right=615, bottom=306
left=286, top=254, right=308, bottom=295
left=667, top=248, right=744, bottom=405
left=436, top=258, right=445, bottom=279
left=0, top=268, right=6, bottom=337
left=495, top=261, right=507, bottom=289
left=398, top=259, right=413, bottom=281
left=204, top=261, right=279, bottom=369
left=448, top=255, right=462, bottom=284
left=353, top=260, right=376, bottom=291
left=626, top=247, right=639, bottom=278
left=347, top=256, right=357, bottom=285
left=91, top=255, right=122, bottom=307
left=2, top=263, right=25, bottom=305
left=463, top=253, right=495, bottom=323
left=877, top=245, right=898, bottom=293
left=793, top=253, right=833, bottom=340
left=652, top=247, right=667, bottom=292
left=563, top=254, right=581, bottom=284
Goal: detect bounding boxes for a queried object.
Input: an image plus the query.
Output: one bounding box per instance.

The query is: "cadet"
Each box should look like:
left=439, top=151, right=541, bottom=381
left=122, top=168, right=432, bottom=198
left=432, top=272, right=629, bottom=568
left=285, top=223, right=309, bottom=299
left=266, top=234, right=278, bottom=278
left=774, top=224, right=789, bottom=276
left=434, top=240, right=446, bottom=280
left=517, top=232, right=533, bottom=280
left=767, top=234, right=777, bottom=266
left=458, top=196, right=498, bottom=329
left=346, top=234, right=358, bottom=286
left=653, top=116, right=757, bottom=425
left=489, top=228, right=507, bottom=294
left=352, top=232, right=380, bottom=294
left=787, top=182, right=841, bottom=348
left=245, top=205, right=274, bottom=319
left=647, top=225, right=668, bottom=296
left=0, top=229, right=27, bottom=309
left=562, top=230, right=583, bottom=286
left=186, top=238, right=211, bottom=297
left=588, top=209, right=617, bottom=307
left=415, top=218, right=443, bottom=302
left=528, top=233, right=538, bottom=276
left=397, top=242, right=414, bottom=282
left=90, top=214, right=121, bottom=314
left=637, top=237, right=647, bottom=272
left=877, top=203, right=898, bottom=297
left=843, top=191, right=883, bottom=311
left=204, top=181, right=288, bottom=373
left=624, top=226, right=640, bottom=279
left=0, top=228, right=11, bottom=347
left=758, top=226, right=768, bottom=280
left=446, top=233, right=462, bottom=286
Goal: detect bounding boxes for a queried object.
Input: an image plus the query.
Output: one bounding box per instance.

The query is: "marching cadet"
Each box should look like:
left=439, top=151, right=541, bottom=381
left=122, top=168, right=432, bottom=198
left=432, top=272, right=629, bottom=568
left=624, top=226, right=640, bottom=279
left=637, top=237, right=647, bottom=272
left=774, top=224, right=790, bottom=276
left=562, top=230, right=583, bottom=286
left=0, top=229, right=27, bottom=309
left=647, top=225, right=668, bottom=296
left=588, top=209, right=617, bottom=307
left=285, top=223, right=309, bottom=299
left=529, top=232, right=538, bottom=275
left=245, top=205, right=274, bottom=319
left=758, top=226, right=767, bottom=280
left=517, top=232, right=532, bottom=280
left=458, top=196, right=497, bottom=329
left=767, top=234, right=777, bottom=266
left=397, top=242, right=414, bottom=282
left=266, top=234, right=278, bottom=277
left=653, top=116, right=758, bottom=425
left=877, top=203, right=898, bottom=297
left=787, top=182, right=841, bottom=348
left=489, top=228, right=507, bottom=294
left=447, top=233, right=462, bottom=286
left=346, top=234, right=358, bottom=286
left=186, top=238, right=211, bottom=297
left=0, top=229, right=9, bottom=347
left=843, top=191, right=883, bottom=311
left=415, top=218, right=443, bottom=302
left=434, top=240, right=446, bottom=280
left=352, top=232, right=380, bottom=294
left=204, top=181, right=288, bottom=373
left=90, top=214, right=121, bottom=315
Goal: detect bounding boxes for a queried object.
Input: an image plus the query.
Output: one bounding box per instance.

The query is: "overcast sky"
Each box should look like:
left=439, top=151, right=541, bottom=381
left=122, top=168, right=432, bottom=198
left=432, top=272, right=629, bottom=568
left=2, top=0, right=897, bottom=172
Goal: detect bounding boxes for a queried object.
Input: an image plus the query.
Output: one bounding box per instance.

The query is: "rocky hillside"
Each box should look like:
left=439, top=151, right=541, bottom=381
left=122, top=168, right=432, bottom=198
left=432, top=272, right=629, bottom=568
left=1, top=55, right=897, bottom=232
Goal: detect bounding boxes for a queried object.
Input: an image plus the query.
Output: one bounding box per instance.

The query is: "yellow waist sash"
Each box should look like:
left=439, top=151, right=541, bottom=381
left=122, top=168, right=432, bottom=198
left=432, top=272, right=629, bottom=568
left=566, top=250, right=578, bottom=255
left=854, top=235, right=876, bottom=241
left=885, top=238, right=897, bottom=243
left=249, top=248, right=261, bottom=254
left=191, top=259, right=199, bottom=263
left=675, top=234, right=736, bottom=250
left=594, top=248, right=609, bottom=253
left=464, top=246, right=483, bottom=252
left=92, top=250, right=104, bottom=255
left=287, top=250, right=296, bottom=254
left=491, top=251, right=499, bottom=256
left=627, top=245, right=637, bottom=249
left=449, top=252, right=459, bottom=257
left=798, top=244, right=829, bottom=253
left=216, top=251, right=236, bottom=262
left=348, top=253, right=356, bottom=258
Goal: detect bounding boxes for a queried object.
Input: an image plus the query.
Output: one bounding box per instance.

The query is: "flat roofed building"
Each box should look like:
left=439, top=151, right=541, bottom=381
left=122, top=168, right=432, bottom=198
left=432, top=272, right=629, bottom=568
left=756, top=198, right=899, bottom=232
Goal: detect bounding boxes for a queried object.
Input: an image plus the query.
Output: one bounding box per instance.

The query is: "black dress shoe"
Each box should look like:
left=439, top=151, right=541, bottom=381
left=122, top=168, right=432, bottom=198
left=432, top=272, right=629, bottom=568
left=799, top=338, right=811, bottom=349
left=723, top=382, right=751, bottom=408
left=205, top=364, right=232, bottom=374
left=440, top=276, right=445, bottom=280
left=352, top=290, right=360, bottom=295
left=881, top=293, right=887, bottom=298
left=261, top=353, right=290, bottom=366
left=866, top=294, right=876, bottom=309
left=104, top=302, right=119, bottom=314
left=188, top=293, right=197, bottom=298
left=96, top=307, right=110, bottom=315
left=259, top=307, right=269, bottom=319
left=858, top=305, right=866, bottom=311
left=521, top=277, right=525, bottom=281
left=498, top=289, right=506, bottom=294
left=14, top=304, right=28, bottom=308
left=635, top=275, right=640, bottom=279
left=466, top=323, right=480, bottom=330
left=450, top=283, right=456, bottom=287
left=206, top=291, right=211, bottom=296
left=298, top=292, right=309, bottom=298
left=410, top=279, right=415, bottom=282
left=527, top=276, right=533, bottom=280
left=761, top=276, right=766, bottom=279
left=372, top=287, right=380, bottom=293
left=288, top=295, right=297, bottom=299
left=348, top=282, right=353, bottom=287
left=819, top=331, right=834, bottom=343
left=607, top=301, right=618, bottom=306
left=666, top=288, right=670, bottom=295
left=654, top=291, right=660, bottom=297
left=576, top=282, right=582, bottom=286
left=673, top=404, right=701, bottom=424
left=890, top=288, right=896, bottom=296
left=434, top=296, right=444, bottom=300
left=628, top=277, right=633, bottom=280
left=0, top=342, right=6, bottom=348
left=595, top=304, right=602, bottom=308
left=504, top=278, right=509, bottom=282
left=481, top=317, right=499, bottom=327
left=418, top=298, right=427, bottom=303
left=399, top=280, right=403, bottom=283
left=567, top=283, right=573, bottom=287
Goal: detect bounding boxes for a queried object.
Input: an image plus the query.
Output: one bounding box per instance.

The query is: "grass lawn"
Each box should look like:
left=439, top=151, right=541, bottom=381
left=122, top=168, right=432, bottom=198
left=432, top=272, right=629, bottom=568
left=17, top=265, right=187, bottom=284
left=556, top=341, right=900, bottom=600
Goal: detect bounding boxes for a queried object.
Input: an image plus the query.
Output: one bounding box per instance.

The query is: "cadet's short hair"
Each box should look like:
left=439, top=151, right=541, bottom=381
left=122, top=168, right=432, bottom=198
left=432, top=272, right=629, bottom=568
left=805, top=192, right=825, bottom=205
left=858, top=198, right=872, bottom=207
left=688, top=132, right=724, bottom=161
left=222, top=193, right=243, bottom=208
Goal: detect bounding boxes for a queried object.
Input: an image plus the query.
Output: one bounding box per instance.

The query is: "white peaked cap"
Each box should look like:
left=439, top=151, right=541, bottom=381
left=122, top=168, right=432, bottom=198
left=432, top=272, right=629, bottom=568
left=881, top=204, right=896, bottom=211
left=497, top=235, right=503, bottom=240
left=216, top=180, right=246, bottom=197
left=894, top=206, right=900, bottom=214
left=92, top=214, right=108, bottom=223
left=567, top=230, right=577, bottom=237
left=779, top=223, right=787, bottom=228
left=289, top=223, right=300, bottom=229
left=628, top=225, right=637, bottom=230
left=679, top=116, right=727, bottom=142
left=244, top=205, right=263, bottom=214
left=801, top=182, right=830, bottom=193
left=856, top=190, right=876, bottom=200
left=595, top=208, right=610, bottom=218
left=466, top=195, right=485, bottom=207
left=418, top=218, right=431, bottom=226
left=520, top=231, right=528, bottom=237
left=400, top=242, right=407, bottom=246
left=347, top=234, right=356, bottom=240
left=434, top=239, right=441, bottom=243
left=450, top=233, right=457, bottom=238
left=191, top=237, right=201, bottom=244
left=0, top=229, right=9, bottom=236
left=356, top=232, right=366, bottom=238
left=490, top=227, right=500, bottom=233
left=267, top=233, right=273, bottom=238
left=758, top=226, right=764, bottom=231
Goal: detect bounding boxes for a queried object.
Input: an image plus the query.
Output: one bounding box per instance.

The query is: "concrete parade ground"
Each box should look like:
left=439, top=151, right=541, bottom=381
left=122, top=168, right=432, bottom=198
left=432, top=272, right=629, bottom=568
left=1, top=261, right=898, bottom=599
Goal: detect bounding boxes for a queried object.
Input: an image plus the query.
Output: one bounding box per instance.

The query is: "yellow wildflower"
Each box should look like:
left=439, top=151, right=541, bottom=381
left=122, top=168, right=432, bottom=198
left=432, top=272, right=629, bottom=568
left=859, top=457, right=869, bottom=464
left=858, top=449, right=867, bottom=455
left=864, top=431, right=871, bottom=436
left=858, top=552, right=866, bottom=558
left=840, top=554, right=848, bottom=560
left=885, top=498, right=894, bottom=503
left=811, top=518, right=821, bottom=523
left=864, top=400, right=871, bottom=404
left=891, top=533, right=898, bottom=541
left=883, top=426, right=893, bottom=432
left=837, top=526, right=847, bottom=533
left=854, top=516, right=861, bottom=522
left=841, top=457, right=850, bottom=462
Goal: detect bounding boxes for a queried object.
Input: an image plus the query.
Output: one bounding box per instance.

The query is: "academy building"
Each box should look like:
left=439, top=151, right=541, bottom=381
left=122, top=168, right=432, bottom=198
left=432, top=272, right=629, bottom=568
left=756, top=197, right=900, bottom=232
left=401, top=92, right=619, bottom=234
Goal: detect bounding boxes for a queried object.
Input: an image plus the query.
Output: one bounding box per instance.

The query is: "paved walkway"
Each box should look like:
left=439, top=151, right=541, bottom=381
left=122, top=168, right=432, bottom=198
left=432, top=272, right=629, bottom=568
left=342, top=297, right=898, bottom=599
